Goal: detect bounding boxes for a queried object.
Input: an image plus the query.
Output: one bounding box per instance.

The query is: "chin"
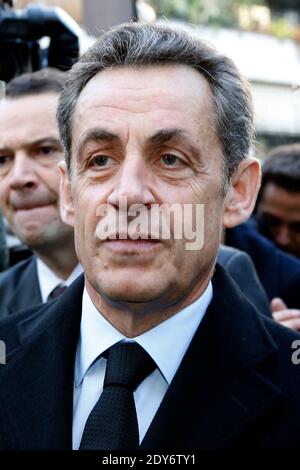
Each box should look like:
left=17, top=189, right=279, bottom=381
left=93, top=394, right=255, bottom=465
left=19, top=232, right=49, bottom=248
left=99, top=277, right=168, bottom=304
left=17, top=233, right=42, bottom=247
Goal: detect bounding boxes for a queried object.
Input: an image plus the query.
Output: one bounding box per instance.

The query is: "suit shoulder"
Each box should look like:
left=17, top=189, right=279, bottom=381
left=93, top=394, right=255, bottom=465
left=0, top=301, right=57, bottom=360
left=0, top=274, right=84, bottom=360
left=261, top=316, right=300, bottom=382
left=263, top=314, right=300, bottom=345
left=0, top=257, right=36, bottom=290
left=218, top=245, right=253, bottom=268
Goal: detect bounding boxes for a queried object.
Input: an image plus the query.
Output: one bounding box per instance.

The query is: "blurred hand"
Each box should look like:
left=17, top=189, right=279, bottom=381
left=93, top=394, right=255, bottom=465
left=271, top=297, right=300, bottom=331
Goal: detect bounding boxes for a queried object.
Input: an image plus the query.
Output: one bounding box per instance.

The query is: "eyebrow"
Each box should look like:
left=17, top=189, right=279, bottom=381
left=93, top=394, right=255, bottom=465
left=147, top=128, right=201, bottom=157
left=74, top=127, right=201, bottom=159
left=149, top=128, right=187, bottom=145
left=75, top=129, right=120, bottom=156
left=0, top=137, right=62, bottom=152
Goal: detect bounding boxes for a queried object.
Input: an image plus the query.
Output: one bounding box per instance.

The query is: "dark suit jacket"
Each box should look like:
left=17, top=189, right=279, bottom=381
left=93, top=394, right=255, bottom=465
left=227, top=222, right=300, bottom=308
left=0, top=211, right=8, bottom=272
left=217, top=245, right=271, bottom=317
left=0, top=257, right=41, bottom=318
left=1, top=265, right=300, bottom=450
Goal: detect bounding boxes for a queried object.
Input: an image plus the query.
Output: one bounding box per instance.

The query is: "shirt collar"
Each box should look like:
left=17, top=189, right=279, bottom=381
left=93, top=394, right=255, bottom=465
left=75, top=283, right=212, bottom=387
left=36, top=258, right=83, bottom=303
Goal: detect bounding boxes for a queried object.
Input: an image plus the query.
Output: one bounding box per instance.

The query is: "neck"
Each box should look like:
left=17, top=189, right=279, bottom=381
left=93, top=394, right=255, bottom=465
left=34, top=241, right=78, bottom=280
left=85, top=271, right=212, bottom=338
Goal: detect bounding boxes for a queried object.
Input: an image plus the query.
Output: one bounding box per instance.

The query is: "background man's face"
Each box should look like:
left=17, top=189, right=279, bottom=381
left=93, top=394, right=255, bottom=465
left=257, top=182, right=300, bottom=258
left=64, top=65, right=228, bottom=306
left=0, top=93, right=73, bottom=249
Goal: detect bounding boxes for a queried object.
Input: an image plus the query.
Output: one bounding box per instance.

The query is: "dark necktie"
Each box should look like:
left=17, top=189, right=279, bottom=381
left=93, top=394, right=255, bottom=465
left=47, top=284, right=67, bottom=301
left=79, top=341, right=156, bottom=450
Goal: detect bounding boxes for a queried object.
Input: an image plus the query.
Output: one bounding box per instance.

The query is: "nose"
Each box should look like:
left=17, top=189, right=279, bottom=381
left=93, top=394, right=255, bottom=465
left=107, top=155, right=155, bottom=208
left=9, top=153, right=39, bottom=191
left=274, top=224, right=291, bottom=249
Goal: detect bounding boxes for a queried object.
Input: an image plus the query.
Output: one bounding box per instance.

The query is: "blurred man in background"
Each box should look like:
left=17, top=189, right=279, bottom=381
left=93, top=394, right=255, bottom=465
left=256, top=143, right=300, bottom=259
left=252, top=143, right=300, bottom=328
left=227, top=143, right=300, bottom=328
left=0, top=69, right=81, bottom=317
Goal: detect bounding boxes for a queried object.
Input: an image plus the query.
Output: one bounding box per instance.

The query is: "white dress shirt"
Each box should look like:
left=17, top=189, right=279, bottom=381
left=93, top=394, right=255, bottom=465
left=72, top=283, right=213, bottom=450
left=36, top=258, right=83, bottom=303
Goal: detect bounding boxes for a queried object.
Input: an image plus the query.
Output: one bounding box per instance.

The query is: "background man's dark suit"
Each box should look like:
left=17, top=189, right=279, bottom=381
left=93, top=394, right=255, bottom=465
left=0, top=265, right=299, bottom=450
left=227, top=222, right=300, bottom=308
left=0, top=257, right=41, bottom=317
left=217, top=245, right=271, bottom=317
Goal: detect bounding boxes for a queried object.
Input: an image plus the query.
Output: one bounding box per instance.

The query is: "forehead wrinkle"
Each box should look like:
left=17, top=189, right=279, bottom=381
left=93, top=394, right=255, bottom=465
left=0, top=132, right=60, bottom=150
left=75, top=89, right=190, bottom=120
left=0, top=98, right=59, bottom=148
left=79, top=64, right=210, bottom=98
left=75, top=71, right=212, bottom=119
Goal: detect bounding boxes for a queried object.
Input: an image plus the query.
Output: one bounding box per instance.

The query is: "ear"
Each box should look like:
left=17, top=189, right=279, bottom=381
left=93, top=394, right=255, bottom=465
left=223, top=158, right=261, bottom=228
left=58, top=160, right=75, bottom=227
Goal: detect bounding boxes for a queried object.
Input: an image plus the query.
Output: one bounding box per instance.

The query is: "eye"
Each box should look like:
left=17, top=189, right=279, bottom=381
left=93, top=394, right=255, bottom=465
left=91, top=155, right=116, bottom=168
left=160, top=154, right=185, bottom=167
left=39, top=146, right=54, bottom=155
left=37, top=145, right=60, bottom=156
left=0, top=154, right=13, bottom=176
left=94, top=156, right=109, bottom=166
left=260, top=213, right=281, bottom=228
left=0, top=155, right=12, bottom=165
left=290, top=222, right=300, bottom=234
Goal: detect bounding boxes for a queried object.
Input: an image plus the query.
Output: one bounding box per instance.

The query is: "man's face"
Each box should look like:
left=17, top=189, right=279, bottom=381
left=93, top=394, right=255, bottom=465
left=257, top=182, right=300, bottom=258
left=0, top=92, right=73, bottom=249
left=61, top=65, right=231, bottom=307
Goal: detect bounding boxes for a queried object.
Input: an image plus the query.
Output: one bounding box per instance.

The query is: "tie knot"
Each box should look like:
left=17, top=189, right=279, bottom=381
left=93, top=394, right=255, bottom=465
left=104, top=342, right=155, bottom=391
left=47, top=284, right=67, bottom=300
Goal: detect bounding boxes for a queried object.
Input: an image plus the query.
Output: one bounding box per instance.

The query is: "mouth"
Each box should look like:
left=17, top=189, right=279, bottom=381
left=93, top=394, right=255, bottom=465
left=11, top=203, right=57, bottom=226
left=13, top=202, right=54, bottom=211
left=102, top=238, right=163, bottom=254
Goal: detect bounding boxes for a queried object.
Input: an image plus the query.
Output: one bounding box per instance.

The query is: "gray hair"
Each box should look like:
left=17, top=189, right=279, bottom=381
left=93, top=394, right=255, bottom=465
left=57, top=22, right=254, bottom=180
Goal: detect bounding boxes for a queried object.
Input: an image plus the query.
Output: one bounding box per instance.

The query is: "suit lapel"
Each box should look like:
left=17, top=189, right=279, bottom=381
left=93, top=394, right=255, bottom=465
left=141, top=265, right=281, bottom=449
left=0, top=276, right=84, bottom=449
left=7, top=257, right=42, bottom=315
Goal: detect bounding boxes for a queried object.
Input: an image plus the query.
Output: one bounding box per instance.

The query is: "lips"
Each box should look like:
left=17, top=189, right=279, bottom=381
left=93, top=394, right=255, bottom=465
left=13, top=203, right=52, bottom=211
left=104, top=232, right=161, bottom=241
left=102, top=238, right=164, bottom=257
left=10, top=194, right=57, bottom=211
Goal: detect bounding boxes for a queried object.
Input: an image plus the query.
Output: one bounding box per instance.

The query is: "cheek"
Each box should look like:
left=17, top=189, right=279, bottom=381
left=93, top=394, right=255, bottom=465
left=156, top=180, right=203, bottom=208
left=40, top=167, right=61, bottom=194
left=74, top=176, right=112, bottom=202
left=73, top=188, right=101, bottom=241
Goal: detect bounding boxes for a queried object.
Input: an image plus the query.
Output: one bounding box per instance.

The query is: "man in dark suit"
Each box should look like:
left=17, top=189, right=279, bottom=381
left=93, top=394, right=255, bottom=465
left=256, top=144, right=300, bottom=259
left=217, top=245, right=271, bottom=317
left=1, top=23, right=300, bottom=451
left=227, top=144, right=300, bottom=329
left=0, top=69, right=81, bottom=316
left=227, top=222, right=300, bottom=328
